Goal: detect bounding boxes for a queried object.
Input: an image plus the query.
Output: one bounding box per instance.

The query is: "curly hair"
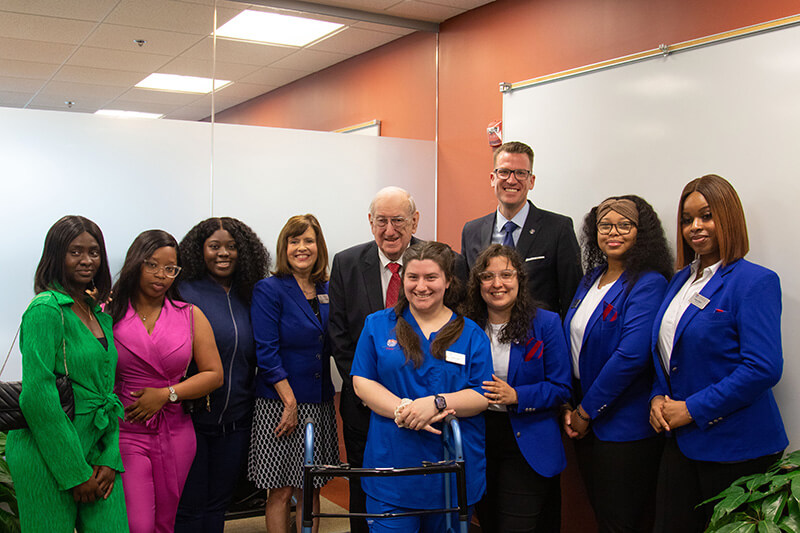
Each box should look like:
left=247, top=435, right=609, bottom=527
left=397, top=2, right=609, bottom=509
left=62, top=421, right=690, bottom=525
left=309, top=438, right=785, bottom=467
left=580, top=195, right=673, bottom=288
left=178, top=217, right=270, bottom=304
left=462, top=244, right=536, bottom=345
left=108, top=230, right=184, bottom=324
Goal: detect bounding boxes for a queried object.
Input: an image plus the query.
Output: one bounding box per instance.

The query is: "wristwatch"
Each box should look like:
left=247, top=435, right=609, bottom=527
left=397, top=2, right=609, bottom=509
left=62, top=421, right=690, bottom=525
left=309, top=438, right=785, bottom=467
left=434, top=394, right=447, bottom=412
left=168, top=386, right=179, bottom=403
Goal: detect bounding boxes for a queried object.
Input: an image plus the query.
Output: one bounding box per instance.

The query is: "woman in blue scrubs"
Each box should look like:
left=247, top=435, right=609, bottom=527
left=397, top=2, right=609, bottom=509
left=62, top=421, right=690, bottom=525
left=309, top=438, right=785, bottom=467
left=351, top=241, right=492, bottom=533
left=650, top=174, right=788, bottom=532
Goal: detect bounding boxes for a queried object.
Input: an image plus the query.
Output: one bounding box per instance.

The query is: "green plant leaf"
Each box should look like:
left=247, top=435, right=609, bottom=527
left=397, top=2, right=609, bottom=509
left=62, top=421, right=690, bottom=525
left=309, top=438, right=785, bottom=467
left=705, top=485, right=747, bottom=506
left=759, top=520, right=782, bottom=533
left=762, top=492, right=788, bottom=522
left=712, top=523, right=757, bottom=533
left=0, top=432, right=6, bottom=455
left=710, top=491, right=752, bottom=525
left=779, top=514, right=800, bottom=533
left=791, top=478, right=800, bottom=503
left=0, top=509, right=20, bottom=533
left=783, top=451, right=800, bottom=469
left=749, top=474, right=771, bottom=491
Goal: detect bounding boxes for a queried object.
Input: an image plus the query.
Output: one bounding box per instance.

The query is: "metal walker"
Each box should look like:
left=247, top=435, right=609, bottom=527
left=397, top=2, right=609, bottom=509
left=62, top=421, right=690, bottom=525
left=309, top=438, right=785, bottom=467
left=301, top=414, right=470, bottom=533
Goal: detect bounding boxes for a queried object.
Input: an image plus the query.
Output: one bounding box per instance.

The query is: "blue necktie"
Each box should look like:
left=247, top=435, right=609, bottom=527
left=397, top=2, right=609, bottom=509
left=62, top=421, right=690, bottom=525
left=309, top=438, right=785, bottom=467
left=502, top=221, right=517, bottom=247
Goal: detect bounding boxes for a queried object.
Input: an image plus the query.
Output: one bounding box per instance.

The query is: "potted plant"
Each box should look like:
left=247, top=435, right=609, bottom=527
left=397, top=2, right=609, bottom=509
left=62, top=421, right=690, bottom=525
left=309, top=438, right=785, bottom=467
left=703, top=450, right=800, bottom=532
left=0, top=432, right=20, bottom=532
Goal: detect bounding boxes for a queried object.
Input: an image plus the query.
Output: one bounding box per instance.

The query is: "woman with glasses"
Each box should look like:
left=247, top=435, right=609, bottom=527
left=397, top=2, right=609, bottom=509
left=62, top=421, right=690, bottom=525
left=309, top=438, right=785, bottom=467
left=562, top=196, right=672, bottom=532
left=175, top=218, right=270, bottom=533
left=351, top=241, right=492, bottom=532
left=248, top=214, right=338, bottom=533
left=650, top=175, right=787, bottom=532
left=463, top=244, right=571, bottom=532
left=107, top=230, right=223, bottom=533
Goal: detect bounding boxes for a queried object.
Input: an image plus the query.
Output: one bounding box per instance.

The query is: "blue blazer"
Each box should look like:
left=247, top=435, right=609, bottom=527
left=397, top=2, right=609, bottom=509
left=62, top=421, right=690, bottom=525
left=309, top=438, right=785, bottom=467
left=251, top=275, right=335, bottom=403
left=651, top=259, right=787, bottom=462
left=564, top=268, right=667, bottom=441
left=506, top=309, right=571, bottom=478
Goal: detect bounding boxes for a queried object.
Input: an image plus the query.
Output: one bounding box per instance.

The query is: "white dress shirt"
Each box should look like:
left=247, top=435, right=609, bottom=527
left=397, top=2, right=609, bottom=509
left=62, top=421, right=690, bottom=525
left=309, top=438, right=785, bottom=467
left=491, top=202, right=530, bottom=247
left=569, top=275, right=614, bottom=379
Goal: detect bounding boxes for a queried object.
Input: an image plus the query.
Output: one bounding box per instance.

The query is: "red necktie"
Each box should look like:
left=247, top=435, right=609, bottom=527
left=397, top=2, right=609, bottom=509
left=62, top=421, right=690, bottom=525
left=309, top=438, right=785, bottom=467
left=385, top=262, right=401, bottom=308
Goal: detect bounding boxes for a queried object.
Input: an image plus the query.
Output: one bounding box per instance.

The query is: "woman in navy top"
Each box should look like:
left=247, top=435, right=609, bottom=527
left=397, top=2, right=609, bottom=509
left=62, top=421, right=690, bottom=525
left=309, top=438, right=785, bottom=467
left=464, top=244, right=571, bottom=532
left=650, top=175, right=788, bottom=532
left=562, top=196, right=672, bottom=533
left=175, top=217, right=270, bottom=533
left=351, top=241, right=492, bottom=533
left=249, top=214, right=338, bottom=533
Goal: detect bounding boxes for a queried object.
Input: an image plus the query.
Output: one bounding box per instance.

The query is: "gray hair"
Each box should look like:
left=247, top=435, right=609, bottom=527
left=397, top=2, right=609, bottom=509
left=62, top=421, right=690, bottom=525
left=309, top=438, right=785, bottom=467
left=368, top=186, right=417, bottom=216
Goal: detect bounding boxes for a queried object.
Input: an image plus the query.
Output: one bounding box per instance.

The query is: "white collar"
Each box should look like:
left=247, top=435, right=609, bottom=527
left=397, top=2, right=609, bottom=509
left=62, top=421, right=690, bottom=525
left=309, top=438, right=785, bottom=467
left=495, top=201, right=530, bottom=232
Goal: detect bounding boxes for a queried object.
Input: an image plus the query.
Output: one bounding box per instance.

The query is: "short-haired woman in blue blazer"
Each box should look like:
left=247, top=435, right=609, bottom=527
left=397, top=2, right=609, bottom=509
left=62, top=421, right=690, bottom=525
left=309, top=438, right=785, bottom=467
left=649, top=174, right=788, bottom=532
left=562, top=196, right=672, bottom=533
left=464, top=244, right=571, bottom=532
left=248, top=214, right=338, bottom=533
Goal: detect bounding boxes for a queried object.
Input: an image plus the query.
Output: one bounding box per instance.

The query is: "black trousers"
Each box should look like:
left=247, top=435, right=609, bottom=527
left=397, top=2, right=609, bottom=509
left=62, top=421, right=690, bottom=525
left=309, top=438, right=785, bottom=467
left=573, top=431, right=663, bottom=533
left=339, top=384, right=372, bottom=533
left=653, top=437, right=782, bottom=533
left=476, top=411, right=561, bottom=533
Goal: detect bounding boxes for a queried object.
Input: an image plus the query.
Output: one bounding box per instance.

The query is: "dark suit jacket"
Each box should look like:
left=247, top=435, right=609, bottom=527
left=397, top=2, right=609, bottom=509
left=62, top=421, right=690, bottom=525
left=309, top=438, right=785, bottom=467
left=329, top=237, right=466, bottom=434
left=461, top=200, right=582, bottom=317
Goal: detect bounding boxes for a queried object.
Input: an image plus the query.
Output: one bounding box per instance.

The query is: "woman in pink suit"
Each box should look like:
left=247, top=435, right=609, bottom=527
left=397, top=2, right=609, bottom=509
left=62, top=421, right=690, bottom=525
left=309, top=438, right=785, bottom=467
left=108, top=230, right=223, bottom=533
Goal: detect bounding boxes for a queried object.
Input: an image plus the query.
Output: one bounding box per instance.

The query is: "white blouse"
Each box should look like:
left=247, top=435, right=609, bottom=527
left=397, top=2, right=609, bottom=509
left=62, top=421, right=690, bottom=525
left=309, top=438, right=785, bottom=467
left=569, top=275, right=614, bottom=379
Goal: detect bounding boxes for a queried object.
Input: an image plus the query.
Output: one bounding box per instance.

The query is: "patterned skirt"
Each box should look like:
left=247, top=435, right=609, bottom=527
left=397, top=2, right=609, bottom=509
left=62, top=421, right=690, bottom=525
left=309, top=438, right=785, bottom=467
left=248, top=397, right=340, bottom=490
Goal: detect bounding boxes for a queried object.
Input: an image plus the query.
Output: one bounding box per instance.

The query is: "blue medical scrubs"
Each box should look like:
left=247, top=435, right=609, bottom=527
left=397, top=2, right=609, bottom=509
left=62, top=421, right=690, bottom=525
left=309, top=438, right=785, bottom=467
left=351, top=307, right=492, bottom=529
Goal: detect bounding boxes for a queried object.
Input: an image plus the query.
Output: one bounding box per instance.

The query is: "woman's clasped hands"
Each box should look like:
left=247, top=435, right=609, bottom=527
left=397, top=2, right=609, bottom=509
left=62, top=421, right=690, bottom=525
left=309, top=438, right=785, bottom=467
left=394, top=396, right=454, bottom=434
left=649, top=394, right=693, bottom=432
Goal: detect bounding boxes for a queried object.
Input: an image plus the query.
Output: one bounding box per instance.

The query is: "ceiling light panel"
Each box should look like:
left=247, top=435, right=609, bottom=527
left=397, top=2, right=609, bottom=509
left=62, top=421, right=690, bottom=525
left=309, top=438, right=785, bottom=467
left=135, top=73, right=231, bottom=94
left=215, top=10, right=344, bottom=47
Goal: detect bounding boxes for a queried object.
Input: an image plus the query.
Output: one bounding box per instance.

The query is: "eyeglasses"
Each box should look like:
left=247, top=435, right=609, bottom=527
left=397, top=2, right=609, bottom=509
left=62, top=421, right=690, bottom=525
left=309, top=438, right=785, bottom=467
left=372, top=216, right=408, bottom=228
left=597, top=221, right=635, bottom=235
left=142, top=260, right=182, bottom=278
left=478, top=270, right=517, bottom=284
left=493, top=168, right=532, bottom=181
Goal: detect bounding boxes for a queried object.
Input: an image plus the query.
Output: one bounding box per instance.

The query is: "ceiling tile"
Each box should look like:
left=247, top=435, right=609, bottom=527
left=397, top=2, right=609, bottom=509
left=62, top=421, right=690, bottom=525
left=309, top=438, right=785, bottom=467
left=214, top=82, right=275, bottom=99
left=0, top=90, right=34, bottom=107
left=0, top=58, right=60, bottom=79
left=239, top=66, right=308, bottom=86
left=0, top=76, right=46, bottom=93
left=0, top=0, right=118, bottom=21
left=66, top=46, right=172, bottom=73
left=105, top=0, right=241, bottom=36
left=385, top=1, right=461, bottom=22
left=421, top=0, right=493, bottom=8
left=53, top=65, right=148, bottom=87
left=299, top=0, right=401, bottom=10
left=0, top=11, right=96, bottom=44
left=157, top=57, right=260, bottom=80
left=28, top=92, right=112, bottom=112
left=181, top=37, right=296, bottom=66
left=40, top=80, right=128, bottom=100
left=162, top=106, right=213, bottom=121
left=311, top=27, right=399, bottom=55
left=118, top=87, right=207, bottom=106
left=269, top=48, right=349, bottom=72
left=350, top=21, right=416, bottom=36
left=84, top=24, right=205, bottom=57
left=0, top=36, right=77, bottom=64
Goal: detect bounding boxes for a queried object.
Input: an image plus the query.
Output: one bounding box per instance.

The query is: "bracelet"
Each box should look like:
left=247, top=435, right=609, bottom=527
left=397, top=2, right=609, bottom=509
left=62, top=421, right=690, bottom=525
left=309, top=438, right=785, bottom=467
left=394, top=398, right=412, bottom=428
left=575, top=405, right=590, bottom=422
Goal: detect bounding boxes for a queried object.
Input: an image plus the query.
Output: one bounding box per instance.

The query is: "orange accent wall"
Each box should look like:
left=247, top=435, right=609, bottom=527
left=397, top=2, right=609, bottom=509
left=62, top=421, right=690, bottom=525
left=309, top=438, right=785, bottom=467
left=214, top=31, right=436, bottom=141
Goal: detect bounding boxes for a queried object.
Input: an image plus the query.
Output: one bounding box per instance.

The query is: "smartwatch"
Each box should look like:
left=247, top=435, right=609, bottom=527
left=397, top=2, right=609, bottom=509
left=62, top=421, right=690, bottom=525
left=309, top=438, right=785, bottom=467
left=168, top=386, right=179, bottom=403
left=434, top=394, right=447, bottom=412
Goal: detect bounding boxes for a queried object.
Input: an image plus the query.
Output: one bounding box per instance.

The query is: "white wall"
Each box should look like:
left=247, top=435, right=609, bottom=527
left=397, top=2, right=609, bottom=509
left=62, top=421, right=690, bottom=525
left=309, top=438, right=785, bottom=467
left=0, top=107, right=435, bottom=381
left=503, top=24, right=800, bottom=448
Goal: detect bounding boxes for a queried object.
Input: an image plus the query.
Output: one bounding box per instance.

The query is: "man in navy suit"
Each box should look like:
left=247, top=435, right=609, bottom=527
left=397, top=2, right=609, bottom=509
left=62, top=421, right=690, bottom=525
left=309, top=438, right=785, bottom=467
left=328, top=186, right=421, bottom=533
left=461, top=141, right=582, bottom=317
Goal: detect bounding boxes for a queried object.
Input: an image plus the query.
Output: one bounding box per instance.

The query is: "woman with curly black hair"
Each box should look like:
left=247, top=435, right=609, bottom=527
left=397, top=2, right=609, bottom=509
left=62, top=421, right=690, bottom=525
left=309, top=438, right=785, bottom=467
left=463, top=244, right=571, bottom=532
left=562, top=195, right=672, bottom=532
left=174, top=217, right=270, bottom=533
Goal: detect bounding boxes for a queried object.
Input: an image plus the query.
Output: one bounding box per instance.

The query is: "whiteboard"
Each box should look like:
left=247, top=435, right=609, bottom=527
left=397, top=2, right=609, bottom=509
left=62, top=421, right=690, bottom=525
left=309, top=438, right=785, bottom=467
left=503, top=24, right=800, bottom=449
left=0, top=107, right=435, bottom=381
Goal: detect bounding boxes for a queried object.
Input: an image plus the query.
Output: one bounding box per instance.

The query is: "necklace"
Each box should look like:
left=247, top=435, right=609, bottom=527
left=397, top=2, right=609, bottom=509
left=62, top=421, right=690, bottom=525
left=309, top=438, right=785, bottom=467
left=75, top=300, right=95, bottom=323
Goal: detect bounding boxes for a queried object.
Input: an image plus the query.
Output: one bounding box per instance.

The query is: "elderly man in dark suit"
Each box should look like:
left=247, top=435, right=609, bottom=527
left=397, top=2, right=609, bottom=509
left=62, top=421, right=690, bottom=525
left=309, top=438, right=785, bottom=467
left=461, top=141, right=582, bottom=317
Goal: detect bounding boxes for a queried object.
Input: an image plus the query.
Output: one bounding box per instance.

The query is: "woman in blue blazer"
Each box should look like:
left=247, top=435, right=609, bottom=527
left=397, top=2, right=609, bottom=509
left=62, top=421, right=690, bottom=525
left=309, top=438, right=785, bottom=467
left=249, top=214, right=338, bottom=533
left=649, top=175, right=788, bottom=533
left=464, top=244, right=572, bottom=532
left=562, top=196, right=672, bottom=533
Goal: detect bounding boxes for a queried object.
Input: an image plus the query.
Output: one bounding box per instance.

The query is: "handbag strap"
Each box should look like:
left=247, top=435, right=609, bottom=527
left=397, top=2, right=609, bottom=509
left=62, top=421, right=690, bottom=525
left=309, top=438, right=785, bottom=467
left=0, top=324, right=22, bottom=378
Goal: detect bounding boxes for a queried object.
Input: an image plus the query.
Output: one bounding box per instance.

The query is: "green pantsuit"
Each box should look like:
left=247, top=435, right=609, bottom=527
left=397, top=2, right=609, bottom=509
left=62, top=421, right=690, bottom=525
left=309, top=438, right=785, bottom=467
left=6, top=289, right=128, bottom=532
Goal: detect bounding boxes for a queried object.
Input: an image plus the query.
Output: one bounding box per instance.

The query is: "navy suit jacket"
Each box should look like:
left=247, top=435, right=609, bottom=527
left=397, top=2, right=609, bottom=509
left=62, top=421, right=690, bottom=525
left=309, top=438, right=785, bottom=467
left=506, top=309, right=571, bottom=478
left=564, top=268, right=666, bottom=441
left=651, top=258, right=788, bottom=461
left=251, top=275, right=334, bottom=403
left=461, top=200, right=582, bottom=317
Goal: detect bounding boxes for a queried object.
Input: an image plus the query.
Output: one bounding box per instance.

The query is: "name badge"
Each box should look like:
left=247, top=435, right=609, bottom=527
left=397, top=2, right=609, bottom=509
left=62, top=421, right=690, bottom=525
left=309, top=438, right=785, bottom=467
left=445, top=351, right=466, bottom=365
left=317, top=294, right=329, bottom=304
left=690, top=293, right=709, bottom=309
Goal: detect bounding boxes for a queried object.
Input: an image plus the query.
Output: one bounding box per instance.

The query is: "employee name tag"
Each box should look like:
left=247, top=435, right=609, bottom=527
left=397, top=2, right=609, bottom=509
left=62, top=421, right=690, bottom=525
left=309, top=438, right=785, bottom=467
left=690, top=293, right=709, bottom=309
left=317, top=294, right=329, bottom=304
left=445, top=351, right=466, bottom=365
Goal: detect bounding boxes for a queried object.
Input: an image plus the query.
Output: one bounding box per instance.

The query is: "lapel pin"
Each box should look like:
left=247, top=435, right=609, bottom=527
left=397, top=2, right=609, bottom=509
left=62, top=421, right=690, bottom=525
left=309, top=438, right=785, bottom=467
left=529, top=229, right=535, bottom=234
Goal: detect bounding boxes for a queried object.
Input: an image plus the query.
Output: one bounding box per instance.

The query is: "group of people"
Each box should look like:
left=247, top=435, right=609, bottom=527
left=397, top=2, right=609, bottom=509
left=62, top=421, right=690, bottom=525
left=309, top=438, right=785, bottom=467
left=6, top=140, right=786, bottom=533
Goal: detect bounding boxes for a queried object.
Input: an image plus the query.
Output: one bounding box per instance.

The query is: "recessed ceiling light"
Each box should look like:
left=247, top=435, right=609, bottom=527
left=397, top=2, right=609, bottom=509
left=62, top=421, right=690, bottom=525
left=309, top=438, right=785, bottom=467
left=216, top=10, right=344, bottom=47
left=95, top=109, right=164, bottom=119
left=135, top=73, right=232, bottom=94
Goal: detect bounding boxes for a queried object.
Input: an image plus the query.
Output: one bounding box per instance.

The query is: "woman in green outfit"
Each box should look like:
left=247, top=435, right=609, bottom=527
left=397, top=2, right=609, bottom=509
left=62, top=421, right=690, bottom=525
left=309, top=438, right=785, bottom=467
left=6, top=215, right=129, bottom=532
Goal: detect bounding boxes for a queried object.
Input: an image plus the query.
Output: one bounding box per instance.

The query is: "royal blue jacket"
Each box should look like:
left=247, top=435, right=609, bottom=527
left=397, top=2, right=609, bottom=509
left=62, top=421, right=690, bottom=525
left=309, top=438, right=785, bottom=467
left=180, top=276, right=256, bottom=425
left=651, top=259, right=788, bottom=462
left=564, top=268, right=666, bottom=442
left=251, top=275, right=334, bottom=403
